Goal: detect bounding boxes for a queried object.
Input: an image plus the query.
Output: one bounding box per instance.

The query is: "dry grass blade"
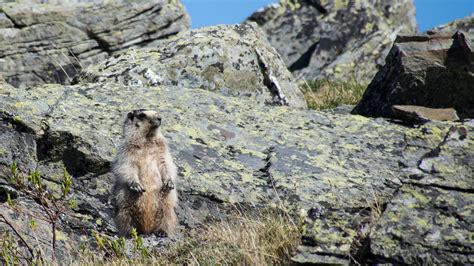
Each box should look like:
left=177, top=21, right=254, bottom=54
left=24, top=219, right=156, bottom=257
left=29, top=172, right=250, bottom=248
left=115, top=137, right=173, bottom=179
left=301, top=79, right=367, bottom=110
left=158, top=209, right=301, bottom=265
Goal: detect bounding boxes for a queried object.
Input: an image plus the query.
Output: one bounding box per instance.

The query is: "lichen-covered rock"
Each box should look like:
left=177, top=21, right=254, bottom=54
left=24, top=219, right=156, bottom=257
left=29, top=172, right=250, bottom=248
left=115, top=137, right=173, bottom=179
left=352, top=32, right=474, bottom=119
left=246, top=0, right=417, bottom=81
left=81, top=23, right=307, bottom=108
left=430, top=14, right=474, bottom=40
left=0, top=0, right=190, bottom=88
left=1, top=74, right=472, bottom=263
left=371, top=123, right=474, bottom=264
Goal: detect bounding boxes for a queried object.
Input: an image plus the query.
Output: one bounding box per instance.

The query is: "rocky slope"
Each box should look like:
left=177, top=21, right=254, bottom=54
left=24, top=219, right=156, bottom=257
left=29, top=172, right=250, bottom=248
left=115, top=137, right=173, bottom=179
left=0, top=0, right=190, bottom=88
left=247, top=0, right=417, bottom=81
left=1, top=50, right=473, bottom=264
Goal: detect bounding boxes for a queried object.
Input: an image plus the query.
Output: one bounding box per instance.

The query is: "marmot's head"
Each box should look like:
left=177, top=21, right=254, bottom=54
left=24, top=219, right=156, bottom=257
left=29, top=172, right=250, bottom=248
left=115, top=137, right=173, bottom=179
left=123, top=109, right=162, bottom=143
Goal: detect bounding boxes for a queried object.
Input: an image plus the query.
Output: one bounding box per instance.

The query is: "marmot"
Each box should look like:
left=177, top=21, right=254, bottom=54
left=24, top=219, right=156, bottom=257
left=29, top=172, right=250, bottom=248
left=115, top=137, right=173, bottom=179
left=112, top=109, right=178, bottom=237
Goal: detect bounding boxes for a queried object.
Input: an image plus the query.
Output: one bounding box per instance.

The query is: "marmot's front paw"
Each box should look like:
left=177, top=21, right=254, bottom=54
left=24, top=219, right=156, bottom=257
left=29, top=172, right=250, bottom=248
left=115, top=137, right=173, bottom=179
left=130, top=182, right=145, bottom=193
left=161, top=179, right=175, bottom=193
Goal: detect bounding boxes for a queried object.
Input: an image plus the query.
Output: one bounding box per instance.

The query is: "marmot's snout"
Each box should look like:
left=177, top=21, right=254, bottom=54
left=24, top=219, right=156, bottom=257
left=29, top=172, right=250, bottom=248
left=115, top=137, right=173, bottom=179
left=150, top=116, right=162, bottom=128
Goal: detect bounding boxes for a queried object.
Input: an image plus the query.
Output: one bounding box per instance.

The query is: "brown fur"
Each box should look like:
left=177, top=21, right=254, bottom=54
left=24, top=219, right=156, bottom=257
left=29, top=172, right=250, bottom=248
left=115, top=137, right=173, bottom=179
left=112, top=110, right=177, bottom=236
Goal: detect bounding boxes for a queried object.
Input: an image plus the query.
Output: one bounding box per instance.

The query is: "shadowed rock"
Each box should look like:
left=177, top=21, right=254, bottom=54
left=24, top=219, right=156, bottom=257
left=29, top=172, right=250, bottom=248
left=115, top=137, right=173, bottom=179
left=352, top=32, right=474, bottom=119
left=0, top=0, right=190, bottom=88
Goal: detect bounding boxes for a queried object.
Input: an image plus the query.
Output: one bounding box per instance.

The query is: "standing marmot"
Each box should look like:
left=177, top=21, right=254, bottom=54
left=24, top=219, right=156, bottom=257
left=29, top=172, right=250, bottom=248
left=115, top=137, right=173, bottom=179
left=112, top=109, right=177, bottom=237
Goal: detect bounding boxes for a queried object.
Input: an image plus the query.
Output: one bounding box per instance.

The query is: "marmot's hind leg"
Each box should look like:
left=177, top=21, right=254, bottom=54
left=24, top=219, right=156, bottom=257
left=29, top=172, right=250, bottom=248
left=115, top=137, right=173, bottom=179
left=155, top=191, right=178, bottom=237
left=115, top=207, right=134, bottom=236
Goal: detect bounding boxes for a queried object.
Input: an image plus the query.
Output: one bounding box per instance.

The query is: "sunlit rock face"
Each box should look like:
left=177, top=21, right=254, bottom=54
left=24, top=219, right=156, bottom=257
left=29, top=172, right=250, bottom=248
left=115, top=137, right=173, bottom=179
left=0, top=0, right=190, bottom=88
left=247, top=0, right=417, bottom=81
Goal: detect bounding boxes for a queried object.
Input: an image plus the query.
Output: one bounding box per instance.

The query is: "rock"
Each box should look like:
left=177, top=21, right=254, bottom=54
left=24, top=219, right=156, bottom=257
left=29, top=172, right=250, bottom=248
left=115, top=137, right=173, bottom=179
left=80, top=23, right=307, bottom=108
left=352, top=32, right=474, bottom=119
left=1, top=73, right=472, bottom=263
left=246, top=0, right=417, bottom=81
left=371, top=123, right=473, bottom=264
left=371, top=185, right=474, bottom=264
left=392, top=105, right=460, bottom=123
left=430, top=14, right=474, bottom=40
left=0, top=0, right=190, bottom=88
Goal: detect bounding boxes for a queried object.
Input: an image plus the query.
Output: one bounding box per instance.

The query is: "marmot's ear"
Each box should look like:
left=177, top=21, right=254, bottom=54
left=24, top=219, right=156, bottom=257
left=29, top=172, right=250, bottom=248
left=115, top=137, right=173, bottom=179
left=127, top=112, right=134, bottom=121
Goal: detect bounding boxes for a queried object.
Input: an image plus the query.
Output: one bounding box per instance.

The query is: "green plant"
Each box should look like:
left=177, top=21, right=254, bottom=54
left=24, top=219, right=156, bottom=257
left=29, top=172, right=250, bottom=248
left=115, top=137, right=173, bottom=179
left=28, top=171, right=42, bottom=190
left=9, top=162, right=19, bottom=184
left=131, top=228, right=148, bottom=257
left=6, top=193, right=14, bottom=207
left=2, top=166, right=73, bottom=262
left=93, top=231, right=106, bottom=251
left=68, top=197, right=77, bottom=209
left=107, top=237, right=126, bottom=258
left=61, top=168, right=72, bottom=198
left=29, top=219, right=37, bottom=231
left=1, top=233, right=18, bottom=266
left=93, top=231, right=127, bottom=259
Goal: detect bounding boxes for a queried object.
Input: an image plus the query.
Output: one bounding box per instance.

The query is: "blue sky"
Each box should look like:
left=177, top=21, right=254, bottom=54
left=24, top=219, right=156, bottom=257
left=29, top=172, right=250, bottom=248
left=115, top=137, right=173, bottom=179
left=182, top=0, right=474, bottom=32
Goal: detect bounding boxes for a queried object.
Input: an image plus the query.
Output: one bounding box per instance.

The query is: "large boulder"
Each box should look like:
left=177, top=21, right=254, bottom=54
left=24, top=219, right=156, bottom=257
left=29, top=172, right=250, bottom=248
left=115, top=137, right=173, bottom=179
left=1, top=71, right=472, bottom=263
left=352, top=32, right=474, bottom=119
left=0, top=0, right=190, bottom=88
left=246, top=0, right=417, bottom=81
left=81, top=23, right=307, bottom=108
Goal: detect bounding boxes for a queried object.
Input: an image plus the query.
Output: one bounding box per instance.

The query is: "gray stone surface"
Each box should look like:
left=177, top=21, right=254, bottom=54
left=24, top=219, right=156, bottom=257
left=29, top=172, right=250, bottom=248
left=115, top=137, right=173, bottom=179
left=81, top=23, right=307, bottom=108
left=0, top=0, right=190, bottom=88
left=246, top=0, right=417, bottom=81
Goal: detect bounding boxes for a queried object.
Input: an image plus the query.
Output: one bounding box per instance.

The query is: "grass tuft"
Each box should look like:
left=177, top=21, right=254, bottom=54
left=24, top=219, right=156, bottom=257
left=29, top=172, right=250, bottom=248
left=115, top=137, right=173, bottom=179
left=300, top=79, right=367, bottom=110
left=159, top=209, right=301, bottom=265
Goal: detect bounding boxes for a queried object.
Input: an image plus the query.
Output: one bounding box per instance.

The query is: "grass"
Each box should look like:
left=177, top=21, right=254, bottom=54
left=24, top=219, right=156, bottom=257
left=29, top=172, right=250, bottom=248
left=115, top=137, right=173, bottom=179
left=300, top=79, right=368, bottom=110
left=72, top=208, right=302, bottom=265
left=159, top=209, right=301, bottom=265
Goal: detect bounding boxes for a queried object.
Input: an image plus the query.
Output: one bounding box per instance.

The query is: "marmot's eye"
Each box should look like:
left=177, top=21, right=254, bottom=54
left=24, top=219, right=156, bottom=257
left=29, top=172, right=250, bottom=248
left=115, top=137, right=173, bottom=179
left=137, top=113, right=146, bottom=121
